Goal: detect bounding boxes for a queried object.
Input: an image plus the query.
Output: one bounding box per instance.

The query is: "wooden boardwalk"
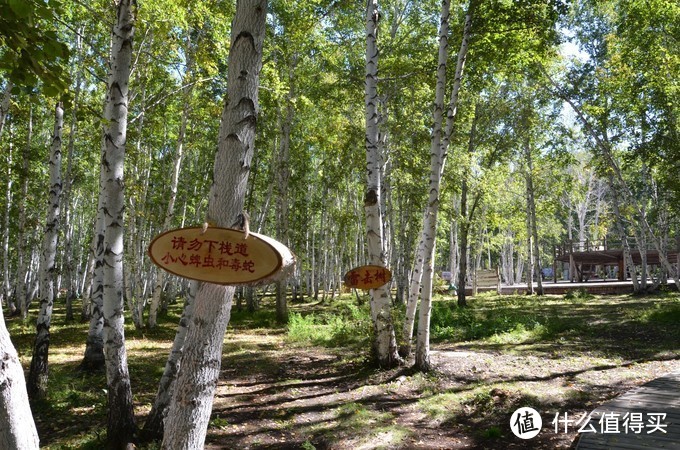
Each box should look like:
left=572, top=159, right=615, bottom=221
left=576, top=370, right=680, bottom=449
left=464, top=279, right=678, bottom=296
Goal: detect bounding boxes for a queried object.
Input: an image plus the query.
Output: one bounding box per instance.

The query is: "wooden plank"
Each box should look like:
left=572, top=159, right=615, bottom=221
left=576, top=370, right=680, bottom=450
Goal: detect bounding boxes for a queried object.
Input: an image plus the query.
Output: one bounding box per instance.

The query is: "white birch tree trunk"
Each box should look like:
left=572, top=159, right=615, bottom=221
left=100, top=0, right=137, bottom=445
left=525, top=200, right=534, bottom=293
left=524, top=136, right=543, bottom=295
left=2, top=142, right=14, bottom=313
left=0, top=81, right=11, bottom=139
left=80, top=242, right=95, bottom=319
left=403, top=0, right=453, bottom=358
left=81, top=208, right=105, bottom=370
left=449, top=201, right=460, bottom=283
left=515, top=248, right=525, bottom=285
left=364, top=0, right=401, bottom=368
left=62, top=30, right=83, bottom=322
left=27, top=102, right=63, bottom=400
left=415, top=0, right=474, bottom=370
left=457, top=103, right=481, bottom=307
left=501, top=231, right=515, bottom=285
left=0, top=306, right=39, bottom=449
left=143, top=280, right=196, bottom=440
left=401, top=224, right=425, bottom=357
left=161, top=1, right=268, bottom=447
left=275, top=69, right=294, bottom=322
left=402, top=0, right=473, bottom=357
left=609, top=176, right=640, bottom=291
left=0, top=85, right=11, bottom=311
left=17, top=106, right=32, bottom=319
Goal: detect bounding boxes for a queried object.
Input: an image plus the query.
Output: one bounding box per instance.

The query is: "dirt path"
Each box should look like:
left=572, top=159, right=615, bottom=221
left=204, top=328, right=680, bottom=449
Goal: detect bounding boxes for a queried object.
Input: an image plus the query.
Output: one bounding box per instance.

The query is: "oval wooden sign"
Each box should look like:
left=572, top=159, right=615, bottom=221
left=344, top=265, right=392, bottom=290
left=149, top=227, right=285, bottom=285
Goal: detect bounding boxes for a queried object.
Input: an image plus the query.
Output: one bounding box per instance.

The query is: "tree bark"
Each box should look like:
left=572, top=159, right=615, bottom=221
left=0, top=81, right=11, bottom=139
left=524, top=135, right=543, bottom=295
left=609, top=175, right=640, bottom=292
left=2, top=142, right=14, bottom=313
left=17, top=106, right=32, bottom=319
left=161, top=1, right=268, bottom=447
left=100, top=0, right=138, bottom=446
left=403, top=0, right=454, bottom=357
left=62, top=30, right=84, bottom=322
left=81, top=208, right=105, bottom=371
left=416, top=0, right=474, bottom=370
left=27, top=102, right=63, bottom=400
left=275, top=65, right=294, bottom=323
left=143, top=281, right=196, bottom=440
left=124, top=82, right=148, bottom=331
left=0, top=307, right=39, bottom=449
left=457, top=103, right=481, bottom=307
left=364, top=0, right=401, bottom=368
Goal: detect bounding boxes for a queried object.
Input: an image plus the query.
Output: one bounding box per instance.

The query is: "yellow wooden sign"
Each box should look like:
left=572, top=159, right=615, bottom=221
left=343, top=265, right=392, bottom=290
left=148, top=227, right=285, bottom=285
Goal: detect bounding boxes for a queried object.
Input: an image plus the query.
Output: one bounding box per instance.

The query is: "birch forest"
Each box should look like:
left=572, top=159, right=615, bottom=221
left=1, top=0, right=679, bottom=448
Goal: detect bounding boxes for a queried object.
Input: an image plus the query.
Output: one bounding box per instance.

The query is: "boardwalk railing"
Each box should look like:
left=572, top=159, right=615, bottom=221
left=556, top=238, right=660, bottom=257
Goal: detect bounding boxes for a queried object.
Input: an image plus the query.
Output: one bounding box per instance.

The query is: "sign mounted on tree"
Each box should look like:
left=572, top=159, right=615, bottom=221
left=343, top=265, right=392, bottom=290
left=148, top=227, right=293, bottom=286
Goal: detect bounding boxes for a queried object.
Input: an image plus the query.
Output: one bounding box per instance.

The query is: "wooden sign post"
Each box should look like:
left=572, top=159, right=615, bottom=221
left=343, top=265, right=392, bottom=290
left=149, top=227, right=294, bottom=285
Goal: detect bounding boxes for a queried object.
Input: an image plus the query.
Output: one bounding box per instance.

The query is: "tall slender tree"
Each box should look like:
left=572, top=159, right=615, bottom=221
left=2, top=140, right=14, bottom=313
left=0, top=81, right=11, bottom=140
left=364, top=0, right=401, bottom=368
left=99, top=0, right=138, bottom=445
left=16, top=105, right=32, bottom=319
left=162, top=0, right=271, bottom=447
left=27, top=102, right=63, bottom=399
left=414, top=0, right=474, bottom=371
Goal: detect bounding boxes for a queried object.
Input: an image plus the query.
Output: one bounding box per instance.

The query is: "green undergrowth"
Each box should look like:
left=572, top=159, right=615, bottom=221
left=287, top=301, right=373, bottom=348
left=421, top=292, right=680, bottom=355
left=282, top=291, right=680, bottom=359
left=635, top=298, right=680, bottom=325
left=423, top=296, right=577, bottom=344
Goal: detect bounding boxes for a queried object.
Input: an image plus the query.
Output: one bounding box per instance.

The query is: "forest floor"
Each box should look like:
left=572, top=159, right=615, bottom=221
left=7, top=290, right=680, bottom=449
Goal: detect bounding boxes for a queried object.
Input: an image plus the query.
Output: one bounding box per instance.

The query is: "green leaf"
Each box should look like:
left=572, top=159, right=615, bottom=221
left=8, top=0, right=32, bottom=18
left=43, top=84, right=61, bottom=98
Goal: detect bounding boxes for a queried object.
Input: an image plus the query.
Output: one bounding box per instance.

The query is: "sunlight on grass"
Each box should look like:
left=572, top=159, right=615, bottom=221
left=636, top=299, right=680, bottom=325
left=488, top=322, right=549, bottom=344
left=419, top=382, right=563, bottom=426
left=418, top=388, right=478, bottom=422
left=286, top=302, right=373, bottom=348
left=333, top=402, right=409, bottom=449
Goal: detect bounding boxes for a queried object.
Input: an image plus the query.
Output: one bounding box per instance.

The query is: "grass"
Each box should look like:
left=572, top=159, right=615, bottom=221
left=416, top=293, right=680, bottom=358
left=4, top=290, right=679, bottom=449
left=287, top=301, right=373, bottom=348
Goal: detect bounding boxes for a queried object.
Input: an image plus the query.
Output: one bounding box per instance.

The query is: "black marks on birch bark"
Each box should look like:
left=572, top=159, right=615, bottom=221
left=364, top=189, right=378, bottom=206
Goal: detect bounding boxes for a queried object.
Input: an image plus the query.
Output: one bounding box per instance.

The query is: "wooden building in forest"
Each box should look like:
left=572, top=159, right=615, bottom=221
left=554, top=240, right=680, bottom=283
